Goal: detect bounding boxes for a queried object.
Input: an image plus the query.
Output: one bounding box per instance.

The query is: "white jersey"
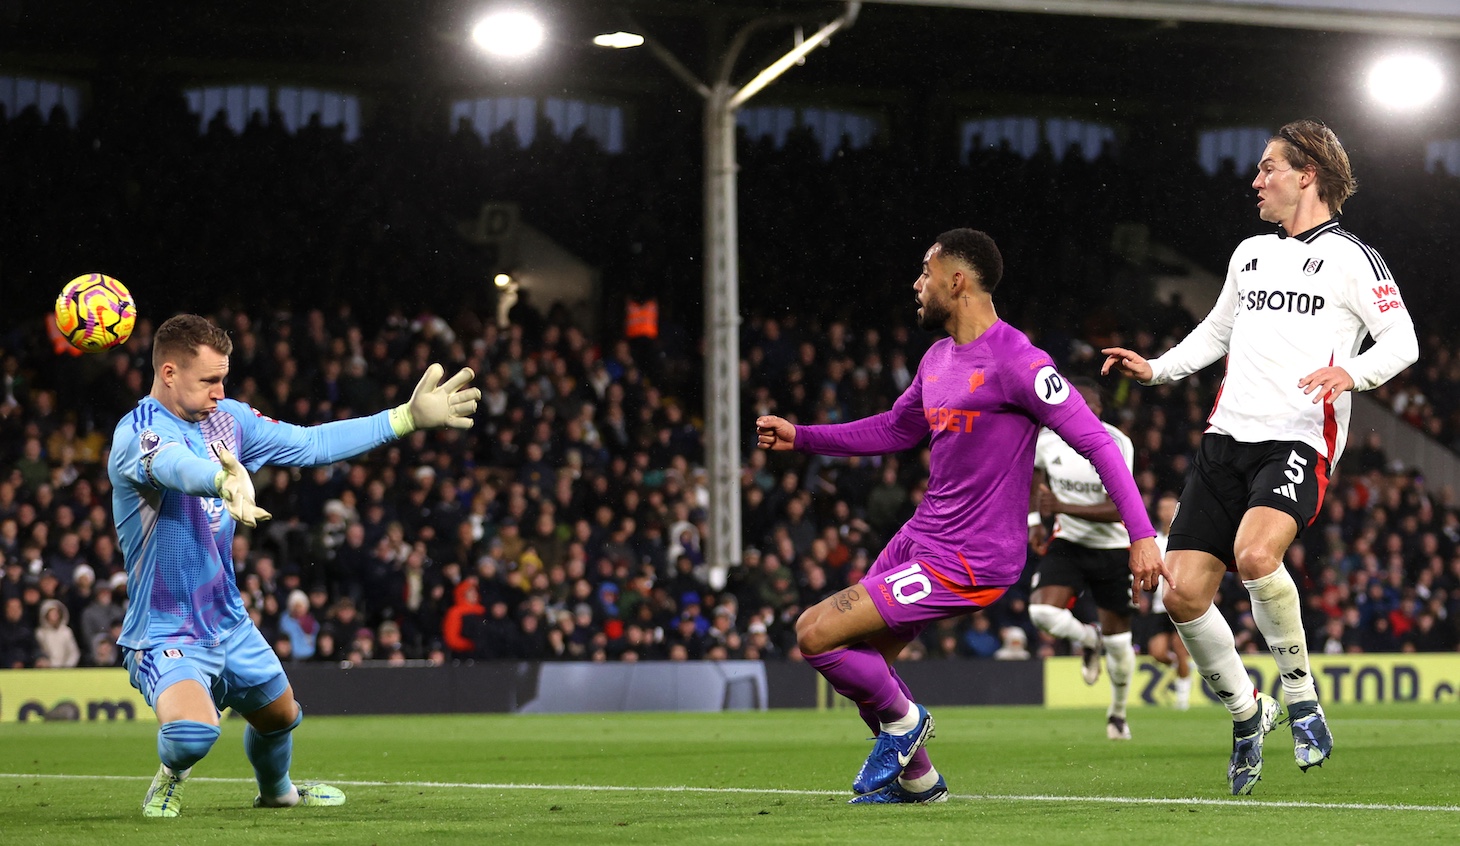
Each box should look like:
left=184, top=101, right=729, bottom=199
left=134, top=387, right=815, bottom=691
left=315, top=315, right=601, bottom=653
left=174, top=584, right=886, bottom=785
left=1145, top=219, right=1418, bottom=465
left=1150, top=530, right=1170, bottom=613
left=1034, top=422, right=1133, bottom=550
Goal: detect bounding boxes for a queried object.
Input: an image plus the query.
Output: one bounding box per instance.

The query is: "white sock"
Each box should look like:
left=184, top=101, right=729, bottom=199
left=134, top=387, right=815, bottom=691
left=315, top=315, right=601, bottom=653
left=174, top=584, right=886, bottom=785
left=265, top=785, right=301, bottom=807
left=1173, top=674, right=1192, bottom=704
left=1245, top=567, right=1317, bottom=704
left=898, top=767, right=940, bottom=793
left=1029, top=604, right=1098, bottom=648
left=1174, top=605, right=1256, bottom=721
left=162, top=765, right=191, bottom=779
left=880, top=701, right=919, bottom=735
left=1103, top=632, right=1134, bottom=719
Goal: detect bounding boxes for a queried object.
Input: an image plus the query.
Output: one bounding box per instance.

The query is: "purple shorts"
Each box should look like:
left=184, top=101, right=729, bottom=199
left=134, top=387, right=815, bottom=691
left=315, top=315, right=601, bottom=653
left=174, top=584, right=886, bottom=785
left=862, top=532, right=1011, bottom=642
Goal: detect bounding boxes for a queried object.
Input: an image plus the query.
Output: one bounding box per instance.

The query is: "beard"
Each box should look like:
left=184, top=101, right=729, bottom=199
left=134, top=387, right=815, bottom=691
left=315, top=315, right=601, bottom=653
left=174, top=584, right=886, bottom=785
left=918, top=297, right=950, bottom=332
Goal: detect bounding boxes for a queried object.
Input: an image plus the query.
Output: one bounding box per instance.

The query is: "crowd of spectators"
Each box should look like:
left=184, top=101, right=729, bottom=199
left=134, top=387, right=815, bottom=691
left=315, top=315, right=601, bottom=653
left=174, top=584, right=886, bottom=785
left=3, top=85, right=1460, bottom=673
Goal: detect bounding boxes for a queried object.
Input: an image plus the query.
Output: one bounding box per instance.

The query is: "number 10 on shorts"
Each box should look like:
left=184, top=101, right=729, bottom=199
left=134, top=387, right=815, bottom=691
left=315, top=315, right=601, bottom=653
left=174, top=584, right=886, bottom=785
left=885, top=562, right=932, bottom=604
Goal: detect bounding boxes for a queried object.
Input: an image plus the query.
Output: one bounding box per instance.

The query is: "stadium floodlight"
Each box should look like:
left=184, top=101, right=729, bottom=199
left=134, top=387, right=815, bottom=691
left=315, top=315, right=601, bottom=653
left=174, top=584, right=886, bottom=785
left=1367, top=53, right=1444, bottom=110
left=593, top=31, right=645, bottom=49
left=601, top=2, right=860, bottom=592
left=471, top=10, right=545, bottom=58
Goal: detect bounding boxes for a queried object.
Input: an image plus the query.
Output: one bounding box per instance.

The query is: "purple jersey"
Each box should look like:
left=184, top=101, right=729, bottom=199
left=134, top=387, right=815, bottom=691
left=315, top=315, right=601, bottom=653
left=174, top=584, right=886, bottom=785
left=795, top=320, right=1153, bottom=588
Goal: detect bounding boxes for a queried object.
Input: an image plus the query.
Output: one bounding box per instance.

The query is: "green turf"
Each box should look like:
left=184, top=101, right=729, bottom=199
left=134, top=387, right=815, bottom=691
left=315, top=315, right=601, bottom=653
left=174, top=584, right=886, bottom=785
left=4, top=704, right=1459, bottom=845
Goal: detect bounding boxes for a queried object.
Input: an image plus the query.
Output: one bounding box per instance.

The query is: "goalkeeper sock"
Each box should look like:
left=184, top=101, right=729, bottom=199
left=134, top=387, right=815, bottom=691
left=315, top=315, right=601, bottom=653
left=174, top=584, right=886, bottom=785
left=245, top=706, right=302, bottom=803
left=157, top=720, right=220, bottom=772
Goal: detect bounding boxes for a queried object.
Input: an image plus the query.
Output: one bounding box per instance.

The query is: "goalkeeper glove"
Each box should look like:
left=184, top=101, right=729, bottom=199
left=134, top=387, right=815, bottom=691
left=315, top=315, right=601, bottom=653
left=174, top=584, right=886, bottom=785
left=212, top=446, right=272, bottom=528
left=389, top=363, right=480, bottom=436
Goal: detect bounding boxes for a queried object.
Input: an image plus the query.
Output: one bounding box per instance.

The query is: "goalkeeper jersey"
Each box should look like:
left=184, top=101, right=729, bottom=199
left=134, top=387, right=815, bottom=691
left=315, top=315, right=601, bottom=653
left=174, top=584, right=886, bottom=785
left=1145, top=219, right=1417, bottom=464
left=109, top=396, right=397, bottom=650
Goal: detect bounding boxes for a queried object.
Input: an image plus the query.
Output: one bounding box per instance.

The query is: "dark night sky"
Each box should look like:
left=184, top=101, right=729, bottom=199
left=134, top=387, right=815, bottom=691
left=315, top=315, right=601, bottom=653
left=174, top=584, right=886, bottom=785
left=4, top=1, right=1459, bottom=328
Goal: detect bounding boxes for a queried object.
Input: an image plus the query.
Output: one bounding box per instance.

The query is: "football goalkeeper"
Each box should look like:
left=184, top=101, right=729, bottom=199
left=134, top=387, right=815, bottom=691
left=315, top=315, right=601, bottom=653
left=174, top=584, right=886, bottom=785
left=108, top=313, right=479, bottom=817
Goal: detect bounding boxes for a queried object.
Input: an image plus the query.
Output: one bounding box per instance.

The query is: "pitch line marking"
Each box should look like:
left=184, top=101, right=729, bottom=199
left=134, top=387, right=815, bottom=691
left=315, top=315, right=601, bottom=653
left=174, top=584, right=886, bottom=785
left=4, top=773, right=1458, bottom=814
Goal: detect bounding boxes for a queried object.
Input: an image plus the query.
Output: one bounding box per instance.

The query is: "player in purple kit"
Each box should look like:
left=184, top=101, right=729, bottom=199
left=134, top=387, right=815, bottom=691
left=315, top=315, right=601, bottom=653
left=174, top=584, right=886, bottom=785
left=756, top=229, right=1167, bottom=804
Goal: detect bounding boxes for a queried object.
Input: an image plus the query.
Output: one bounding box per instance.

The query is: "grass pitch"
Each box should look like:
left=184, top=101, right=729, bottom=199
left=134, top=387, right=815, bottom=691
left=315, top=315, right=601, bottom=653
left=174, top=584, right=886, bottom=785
left=4, top=703, right=1459, bottom=845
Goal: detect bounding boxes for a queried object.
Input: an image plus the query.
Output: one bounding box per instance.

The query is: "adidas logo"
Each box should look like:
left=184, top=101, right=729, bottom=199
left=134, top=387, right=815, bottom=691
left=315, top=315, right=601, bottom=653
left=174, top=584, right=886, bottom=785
left=1241, top=258, right=1259, bottom=272
left=1051, top=456, right=1062, bottom=465
left=1273, top=482, right=1297, bottom=501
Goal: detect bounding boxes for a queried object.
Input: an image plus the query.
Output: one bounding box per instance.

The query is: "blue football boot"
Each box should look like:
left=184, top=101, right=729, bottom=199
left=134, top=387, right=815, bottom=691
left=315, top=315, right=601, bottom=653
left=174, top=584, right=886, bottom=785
left=851, top=704, right=935, bottom=796
left=848, top=774, right=949, bottom=804
left=1286, top=701, right=1334, bottom=772
left=1228, top=692, right=1280, bottom=796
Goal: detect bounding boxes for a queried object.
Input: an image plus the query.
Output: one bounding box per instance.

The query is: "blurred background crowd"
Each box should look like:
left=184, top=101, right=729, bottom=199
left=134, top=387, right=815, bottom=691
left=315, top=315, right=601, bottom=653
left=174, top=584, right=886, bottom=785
left=2, top=88, right=1459, bottom=673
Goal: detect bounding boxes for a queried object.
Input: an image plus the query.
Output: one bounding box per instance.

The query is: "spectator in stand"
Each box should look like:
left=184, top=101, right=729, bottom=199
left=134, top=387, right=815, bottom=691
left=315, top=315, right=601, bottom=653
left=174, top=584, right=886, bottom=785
left=0, top=595, right=37, bottom=667
left=5, top=98, right=1460, bottom=681
left=994, top=626, right=1031, bottom=660
left=278, top=590, right=320, bottom=661
left=91, top=632, right=120, bottom=667
left=442, top=579, right=486, bottom=660
left=961, top=613, right=1001, bottom=658
left=35, top=597, right=80, bottom=667
left=80, top=580, right=125, bottom=658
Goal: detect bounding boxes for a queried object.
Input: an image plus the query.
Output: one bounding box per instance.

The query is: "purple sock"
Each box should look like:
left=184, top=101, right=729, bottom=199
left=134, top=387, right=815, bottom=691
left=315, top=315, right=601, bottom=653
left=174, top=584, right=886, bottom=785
left=857, top=703, right=880, bottom=737
left=804, top=644, right=910, bottom=724
left=889, top=666, right=932, bottom=780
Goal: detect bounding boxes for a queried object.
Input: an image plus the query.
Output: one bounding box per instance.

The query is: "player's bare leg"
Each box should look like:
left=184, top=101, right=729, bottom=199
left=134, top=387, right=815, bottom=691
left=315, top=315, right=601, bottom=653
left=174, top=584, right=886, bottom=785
left=797, top=586, right=936, bottom=798
left=245, top=685, right=345, bottom=809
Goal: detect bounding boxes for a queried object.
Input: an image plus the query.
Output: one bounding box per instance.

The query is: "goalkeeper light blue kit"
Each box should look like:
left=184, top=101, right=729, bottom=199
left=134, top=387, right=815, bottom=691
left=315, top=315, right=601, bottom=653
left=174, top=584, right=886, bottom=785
left=110, top=396, right=397, bottom=705
left=110, top=314, right=475, bottom=817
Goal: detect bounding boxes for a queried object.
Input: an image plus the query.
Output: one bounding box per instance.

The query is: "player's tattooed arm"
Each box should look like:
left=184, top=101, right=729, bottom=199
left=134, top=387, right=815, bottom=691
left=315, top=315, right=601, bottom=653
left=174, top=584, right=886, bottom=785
left=831, top=585, right=864, bottom=614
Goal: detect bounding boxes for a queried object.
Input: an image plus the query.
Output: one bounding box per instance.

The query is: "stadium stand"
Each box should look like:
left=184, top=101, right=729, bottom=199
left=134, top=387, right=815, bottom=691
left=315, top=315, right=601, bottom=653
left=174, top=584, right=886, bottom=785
left=1, top=88, right=1457, bottom=672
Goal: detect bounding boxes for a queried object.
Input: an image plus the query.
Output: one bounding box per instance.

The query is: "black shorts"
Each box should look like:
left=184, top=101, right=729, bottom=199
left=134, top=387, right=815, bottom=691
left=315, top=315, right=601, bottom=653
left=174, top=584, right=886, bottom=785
left=1031, top=538, right=1136, bottom=615
left=1132, top=611, right=1175, bottom=644
left=1168, top=433, right=1329, bottom=566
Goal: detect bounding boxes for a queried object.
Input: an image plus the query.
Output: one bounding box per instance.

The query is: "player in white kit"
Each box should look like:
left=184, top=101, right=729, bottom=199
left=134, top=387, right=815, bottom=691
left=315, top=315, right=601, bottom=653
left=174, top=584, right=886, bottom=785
left=1139, top=493, right=1192, bottom=710
left=1028, top=378, right=1138, bottom=739
left=1102, top=119, right=1418, bottom=794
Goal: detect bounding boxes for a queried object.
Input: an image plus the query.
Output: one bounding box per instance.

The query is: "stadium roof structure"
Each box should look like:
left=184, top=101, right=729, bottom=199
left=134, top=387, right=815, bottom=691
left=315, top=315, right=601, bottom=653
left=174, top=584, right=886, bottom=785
left=6, top=1, right=1459, bottom=128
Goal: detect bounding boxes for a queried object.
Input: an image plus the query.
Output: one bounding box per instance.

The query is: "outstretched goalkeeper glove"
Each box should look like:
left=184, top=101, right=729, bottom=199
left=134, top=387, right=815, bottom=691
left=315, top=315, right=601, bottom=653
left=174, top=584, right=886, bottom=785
left=212, top=446, right=272, bottom=528
left=389, top=363, right=480, bottom=437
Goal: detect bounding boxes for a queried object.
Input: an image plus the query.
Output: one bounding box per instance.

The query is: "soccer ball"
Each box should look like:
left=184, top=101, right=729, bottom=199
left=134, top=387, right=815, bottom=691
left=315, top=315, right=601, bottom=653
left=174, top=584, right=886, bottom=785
left=55, top=273, right=136, bottom=353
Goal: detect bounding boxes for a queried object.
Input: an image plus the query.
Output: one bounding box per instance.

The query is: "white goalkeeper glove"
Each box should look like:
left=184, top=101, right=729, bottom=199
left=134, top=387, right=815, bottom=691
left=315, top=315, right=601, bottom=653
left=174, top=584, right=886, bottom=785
left=212, top=446, right=272, bottom=528
left=389, top=363, right=480, bottom=436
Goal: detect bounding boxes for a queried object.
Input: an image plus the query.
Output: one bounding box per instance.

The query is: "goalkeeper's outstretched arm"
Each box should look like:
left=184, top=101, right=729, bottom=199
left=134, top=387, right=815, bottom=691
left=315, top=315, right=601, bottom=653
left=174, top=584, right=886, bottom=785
left=231, top=364, right=481, bottom=469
